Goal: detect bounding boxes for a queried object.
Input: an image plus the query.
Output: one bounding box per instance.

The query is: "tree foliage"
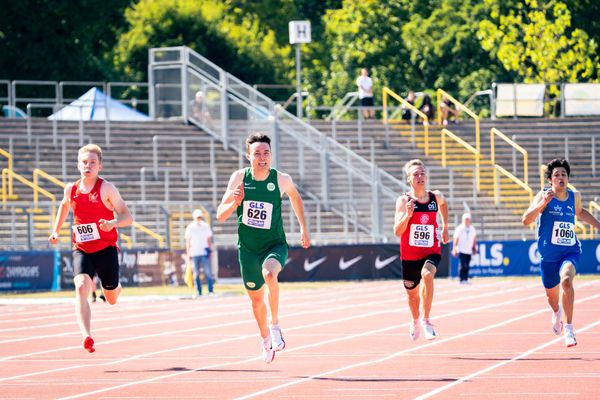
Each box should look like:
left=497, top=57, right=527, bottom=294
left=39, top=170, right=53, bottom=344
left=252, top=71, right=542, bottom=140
left=111, top=0, right=291, bottom=84
left=0, top=0, right=130, bottom=80
left=478, top=0, right=599, bottom=83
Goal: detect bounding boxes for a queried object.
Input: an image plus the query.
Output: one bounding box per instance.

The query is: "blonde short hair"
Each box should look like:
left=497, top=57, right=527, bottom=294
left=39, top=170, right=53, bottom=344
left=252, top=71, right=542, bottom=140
left=78, top=144, right=103, bottom=163
left=403, top=159, right=426, bottom=178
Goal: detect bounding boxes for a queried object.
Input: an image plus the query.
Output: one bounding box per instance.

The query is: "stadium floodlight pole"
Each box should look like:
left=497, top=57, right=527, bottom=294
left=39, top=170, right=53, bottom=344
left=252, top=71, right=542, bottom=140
left=289, top=20, right=311, bottom=119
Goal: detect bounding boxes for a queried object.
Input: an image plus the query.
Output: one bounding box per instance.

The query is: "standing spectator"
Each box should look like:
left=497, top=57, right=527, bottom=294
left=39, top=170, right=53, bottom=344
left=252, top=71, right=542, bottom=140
left=452, top=213, right=477, bottom=284
left=185, top=209, right=214, bottom=297
left=401, top=91, right=417, bottom=121
left=356, top=68, right=375, bottom=119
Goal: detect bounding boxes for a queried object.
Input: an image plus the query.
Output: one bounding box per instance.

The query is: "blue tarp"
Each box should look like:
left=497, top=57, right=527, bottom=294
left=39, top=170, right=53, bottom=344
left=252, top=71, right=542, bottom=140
left=48, top=87, right=150, bottom=121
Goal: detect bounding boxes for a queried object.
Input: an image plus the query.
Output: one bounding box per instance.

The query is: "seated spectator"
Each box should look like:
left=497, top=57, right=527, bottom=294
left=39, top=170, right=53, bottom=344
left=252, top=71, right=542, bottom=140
left=401, top=91, right=416, bottom=121
left=418, top=94, right=435, bottom=123
left=441, top=96, right=460, bottom=126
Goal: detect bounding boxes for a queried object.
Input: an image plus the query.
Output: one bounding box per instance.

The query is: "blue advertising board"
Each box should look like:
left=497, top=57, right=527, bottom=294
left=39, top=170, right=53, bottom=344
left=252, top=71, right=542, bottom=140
left=0, top=251, right=60, bottom=291
left=450, top=240, right=600, bottom=278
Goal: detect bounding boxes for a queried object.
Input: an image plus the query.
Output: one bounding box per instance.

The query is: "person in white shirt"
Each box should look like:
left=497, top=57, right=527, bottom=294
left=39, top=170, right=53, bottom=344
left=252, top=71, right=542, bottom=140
left=356, top=68, right=375, bottom=119
left=185, top=209, right=214, bottom=296
left=452, top=213, right=477, bottom=284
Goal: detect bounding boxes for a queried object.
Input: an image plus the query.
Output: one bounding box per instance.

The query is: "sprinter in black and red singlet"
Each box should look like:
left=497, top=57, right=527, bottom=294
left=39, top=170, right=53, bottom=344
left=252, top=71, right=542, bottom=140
left=394, top=159, right=449, bottom=341
left=49, top=144, right=132, bottom=353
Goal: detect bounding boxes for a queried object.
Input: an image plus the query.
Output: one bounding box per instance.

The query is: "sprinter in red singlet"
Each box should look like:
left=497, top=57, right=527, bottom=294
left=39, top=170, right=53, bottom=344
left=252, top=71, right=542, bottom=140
left=49, top=144, right=132, bottom=353
left=394, top=159, right=449, bottom=341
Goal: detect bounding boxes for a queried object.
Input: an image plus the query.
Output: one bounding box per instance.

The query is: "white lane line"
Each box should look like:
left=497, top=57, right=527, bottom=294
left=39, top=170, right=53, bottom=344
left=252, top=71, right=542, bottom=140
left=0, top=278, right=514, bottom=362
left=232, top=284, right=600, bottom=400
left=47, top=284, right=557, bottom=399
left=413, top=317, right=600, bottom=399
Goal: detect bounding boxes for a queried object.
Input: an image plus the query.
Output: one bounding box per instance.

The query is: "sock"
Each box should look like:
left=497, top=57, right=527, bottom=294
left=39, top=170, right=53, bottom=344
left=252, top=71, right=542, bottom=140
left=565, top=323, right=573, bottom=332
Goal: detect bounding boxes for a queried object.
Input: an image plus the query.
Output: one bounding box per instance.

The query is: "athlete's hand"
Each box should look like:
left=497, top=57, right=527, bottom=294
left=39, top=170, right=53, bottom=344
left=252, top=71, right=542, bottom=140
left=441, top=227, right=449, bottom=244
left=48, top=232, right=59, bottom=245
left=98, top=219, right=115, bottom=232
left=405, top=197, right=415, bottom=218
left=300, top=228, right=310, bottom=249
left=232, top=182, right=244, bottom=206
left=542, top=189, right=554, bottom=204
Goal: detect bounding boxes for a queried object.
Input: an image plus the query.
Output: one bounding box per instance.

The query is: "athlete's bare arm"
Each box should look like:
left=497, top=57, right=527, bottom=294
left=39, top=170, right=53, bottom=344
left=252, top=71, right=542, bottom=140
left=278, top=172, right=310, bottom=248
left=522, top=190, right=552, bottom=225
left=574, top=191, right=600, bottom=230
left=48, top=183, right=73, bottom=244
left=394, top=194, right=413, bottom=237
left=433, top=190, right=449, bottom=244
left=216, top=169, right=244, bottom=222
left=100, top=181, right=133, bottom=232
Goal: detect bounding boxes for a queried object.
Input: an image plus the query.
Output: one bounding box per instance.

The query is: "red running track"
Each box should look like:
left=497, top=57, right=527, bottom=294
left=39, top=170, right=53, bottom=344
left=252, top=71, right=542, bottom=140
left=1, top=277, right=599, bottom=399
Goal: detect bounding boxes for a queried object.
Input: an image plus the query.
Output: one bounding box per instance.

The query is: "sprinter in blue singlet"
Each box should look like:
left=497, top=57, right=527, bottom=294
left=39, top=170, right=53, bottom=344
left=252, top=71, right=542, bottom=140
left=522, top=159, right=600, bottom=348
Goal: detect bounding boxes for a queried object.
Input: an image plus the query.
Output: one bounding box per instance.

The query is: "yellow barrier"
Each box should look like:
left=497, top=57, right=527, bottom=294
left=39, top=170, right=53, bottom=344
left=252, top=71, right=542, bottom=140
left=492, top=164, right=534, bottom=206
left=437, top=89, right=480, bottom=190
left=0, top=147, right=14, bottom=198
left=120, top=233, right=133, bottom=249
left=382, top=87, right=431, bottom=155
left=440, top=128, right=480, bottom=190
left=132, top=221, right=165, bottom=248
left=33, top=168, right=66, bottom=207
left=575, top=220, right=587, bottom=239
left=490, top=128, right=529, bottom=187
left=2, top=168, right=57, bottom=226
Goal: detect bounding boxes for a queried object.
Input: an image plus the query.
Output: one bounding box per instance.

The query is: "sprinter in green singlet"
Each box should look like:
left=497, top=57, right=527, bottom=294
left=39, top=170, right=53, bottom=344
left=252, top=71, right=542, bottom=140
left=216, top=133, right=310, bottom=363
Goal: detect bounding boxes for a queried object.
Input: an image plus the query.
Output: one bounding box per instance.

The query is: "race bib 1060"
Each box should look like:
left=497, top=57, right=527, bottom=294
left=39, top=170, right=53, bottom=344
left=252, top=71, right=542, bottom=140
left=409, top=224, right=434, bottom=247
left=551, top=221, right=576, bottom=246
left=73, top=223, right=101, bottom=243
left=242, top=201, right=273, bottom=230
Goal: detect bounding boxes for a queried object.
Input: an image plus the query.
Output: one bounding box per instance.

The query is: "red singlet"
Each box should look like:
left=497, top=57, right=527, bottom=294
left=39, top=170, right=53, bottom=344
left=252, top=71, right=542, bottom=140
left=70, top=178, right=118, bottom=253
left=400, top=191, right=440, bottom=260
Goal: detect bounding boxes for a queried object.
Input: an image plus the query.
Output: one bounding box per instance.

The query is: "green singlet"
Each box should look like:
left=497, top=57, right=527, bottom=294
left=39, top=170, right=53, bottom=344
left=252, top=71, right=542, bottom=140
left=236, top=167, right=288, bottom=290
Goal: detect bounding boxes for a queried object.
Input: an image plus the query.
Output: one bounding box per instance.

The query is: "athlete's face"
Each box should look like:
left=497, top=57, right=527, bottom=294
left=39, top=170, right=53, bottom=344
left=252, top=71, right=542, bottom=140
left=247, top=142, right=271, bottom=170
left=407, top=165, right=427, bottom=189
left=77, top=152, right=102, bottom=178
left=549, top=167, right=568, bottom=192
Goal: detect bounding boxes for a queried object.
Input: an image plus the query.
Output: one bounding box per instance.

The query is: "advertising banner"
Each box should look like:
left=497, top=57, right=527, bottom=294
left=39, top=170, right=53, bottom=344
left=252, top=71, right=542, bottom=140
left=450, top=240, right=600, bottom=278
left=0, top=251, right=60, bottom=291
left=218, top=244, right=403, bottom=281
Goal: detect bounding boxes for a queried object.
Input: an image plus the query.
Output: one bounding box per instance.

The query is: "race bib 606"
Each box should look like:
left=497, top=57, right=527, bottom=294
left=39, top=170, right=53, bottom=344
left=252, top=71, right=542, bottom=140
left=409, top=224, right=434, bottom=247
left=73, top=223, right=100, bottom=243
left=242, top=201, right=273, bottom=230
left=551, top=221, right=576, bottom=246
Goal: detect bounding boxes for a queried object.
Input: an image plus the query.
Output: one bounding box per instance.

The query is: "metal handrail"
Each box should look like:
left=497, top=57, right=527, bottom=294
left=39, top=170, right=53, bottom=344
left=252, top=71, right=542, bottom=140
left=325, top=91, right=359, bottom=121
left=440, top=128, right=481, bottom=191
left=2, top=169, right=56, bottom=226
left=492, top=164, right=534, bottom=206
left=382, top=87, right=430, bottom=155
left=0, top=147, right=14, bottom=198
left=120, top=233, right=133, bottom=248
left=491, top=128, right=529, bottom=186
left=437, top=89, right=481, bottom=184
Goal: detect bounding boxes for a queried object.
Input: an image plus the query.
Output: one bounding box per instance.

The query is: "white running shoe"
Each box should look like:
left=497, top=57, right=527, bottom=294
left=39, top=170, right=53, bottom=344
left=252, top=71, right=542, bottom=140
left=261, top=338, right=275, bottom=363
left=564, top=328, right=577, bottom=348
left=421, top=318, right=437, bottom=340
left=409, top=320, right=420, bottom=341
left=269, top=324, right=286, bottom=351
left=551, top=305, right=563, bottom=335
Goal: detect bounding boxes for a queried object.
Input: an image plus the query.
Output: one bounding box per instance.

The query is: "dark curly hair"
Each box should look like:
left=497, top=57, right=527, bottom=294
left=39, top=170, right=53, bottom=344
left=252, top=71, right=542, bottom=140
left=544, top=159, right=570, bottom=180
